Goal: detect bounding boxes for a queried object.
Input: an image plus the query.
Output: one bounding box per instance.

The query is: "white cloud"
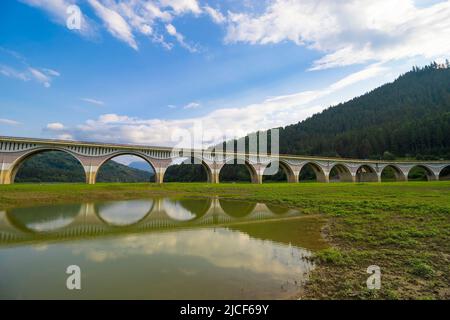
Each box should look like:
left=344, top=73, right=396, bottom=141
left=0, top=118, right=21, bottom=126
left=89, top=0, right=138, bottom=50
left=167, top=104, right=177, bottom=109
left=225, top=0, right=450, bottom=69
left=166, top=23, right=198, bottom=52
left=23, top=0, right=204, bottom=52
left=203, top=5, right=226, bottom=24
left=81, top=97, right=105, bottom=106
left=0, top=63, right=59, bottom=88
left=44, top=63, right=386, bottom=147
left=46, top=122, right=65, bottom=130
left=28, top=67, right=55, bottom=87
left=20, top=0, right=95, bottom=37
left=160, top=0, right=202, bottom=15
left=0, top=65, right=29, bottom=82
left=183, top=102, right=201, bottom=109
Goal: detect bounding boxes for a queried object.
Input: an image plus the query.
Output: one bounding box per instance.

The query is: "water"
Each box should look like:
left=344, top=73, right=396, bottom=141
left=0, top=197, right=327, bottom=299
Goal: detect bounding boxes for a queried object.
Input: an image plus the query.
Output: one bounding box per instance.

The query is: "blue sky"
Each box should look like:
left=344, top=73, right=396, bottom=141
left=1, top=0, right=450, bottom=150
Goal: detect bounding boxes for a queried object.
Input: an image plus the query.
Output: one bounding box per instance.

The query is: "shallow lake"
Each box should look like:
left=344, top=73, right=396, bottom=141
left=0, top=197, right=327, bottom=299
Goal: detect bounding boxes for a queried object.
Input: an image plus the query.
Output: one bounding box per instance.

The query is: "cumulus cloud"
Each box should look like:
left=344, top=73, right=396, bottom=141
left=44, top=63, right=386, bottom=147
left=225, top=0, right=450, bottom=69
left=46, top=122, right=65, bottom=130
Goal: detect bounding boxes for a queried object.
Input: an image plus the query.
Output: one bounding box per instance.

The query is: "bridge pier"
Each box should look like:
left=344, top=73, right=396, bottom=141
left=0, top=169, right=12, bottom=184
left=84, top=166, right=98, bottom=185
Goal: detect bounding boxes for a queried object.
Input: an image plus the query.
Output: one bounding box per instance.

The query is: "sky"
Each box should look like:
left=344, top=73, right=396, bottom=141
left=1, top=0, right=450, bottom=154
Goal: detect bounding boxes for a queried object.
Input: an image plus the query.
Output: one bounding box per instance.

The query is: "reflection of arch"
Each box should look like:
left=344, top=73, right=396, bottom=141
left=299, top=162, right=327, bottom=182
left=380, top=165, right=406, bottom=182
left=6, top=203, right=81, bottom=233
left=263, top=160, right=296, bottom=183
left=219, top=158, right=259, bottom=183
left=266, top=204, right=290, bottom=215
left=10, top=147, right=86, bottom=184
left=439, top=165, right=450, bottom=181
left=329, top=164, right=353, bottom=182
left=219, top=199, right=257, bottom=218
left=355, top=164, right=379, bottom=182
left=407, top=165, right=437, bottom=181
left=163, top=156, right=213, bottom=183
left=96, top=152, right=157, bottom=183
left=95, top=199, right=154, bottom=227
left=163, top=198, right=212, bottom=221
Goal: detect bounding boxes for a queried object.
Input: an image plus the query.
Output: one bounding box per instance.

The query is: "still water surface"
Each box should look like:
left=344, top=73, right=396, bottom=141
left=0, top=197, right=327, bottom=299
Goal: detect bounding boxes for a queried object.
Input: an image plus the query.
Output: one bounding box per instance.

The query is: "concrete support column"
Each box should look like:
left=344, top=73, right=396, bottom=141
left=252, top=164, right=264, bottom=184
left=322, top=170, right=331, bottom=183
left=0, top=169, right=12, bottom=184
left=289, top=172, right=300, bottom=183
left=210, top=163, right=224, bottom=184
left=0, top=160, right=13, bottom=184
left=210, top=170, right=220, bottom=184
left=429, top=172, right=439, bottom=181
left=154, top=167, right=167, bottom=184
left=287, top=165, right=301, bottom=183
left=376, top=172, right=382, bottom=183
left=84, top=166, right=98, bottom=185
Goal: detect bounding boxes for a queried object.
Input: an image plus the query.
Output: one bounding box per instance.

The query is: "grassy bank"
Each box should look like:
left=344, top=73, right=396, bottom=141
left=1, top=181, right=449, bottom=299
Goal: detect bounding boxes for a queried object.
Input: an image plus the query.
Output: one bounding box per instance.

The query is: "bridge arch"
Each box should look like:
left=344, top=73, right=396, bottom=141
left=355, top=164, right=379, bottom=182
left=329, top=163, right=353, bottom=182
left=380, top=164, right=406, bottom=182
left=219, top=199, right=257, bottom=218
left=9, top=147, right=86, bottom=184
left=95, top=199, right=155, bottom=227
left=6, top=203, right=82, bottom=233
left=162, top=156, right=213, bottom=183
left=439, top=165, right=450, bottom=181
left=262, top=160, right=296, bottom=183
left=95, top=151, right=157, bottom=184
left=407, top=165, right=437, bottom=181
left=218, top=158, right=259, bottom=183
left=299, top=162, right=327, bottom=182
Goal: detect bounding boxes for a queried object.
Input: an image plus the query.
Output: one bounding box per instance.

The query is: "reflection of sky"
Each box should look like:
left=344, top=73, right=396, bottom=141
left=98, top=200, right=153, bottom=226
left=163, top=199, right=197, bottom=221
left=72, top=228, right=313, bottom=280
left=27, top=216, right=75, bottom=232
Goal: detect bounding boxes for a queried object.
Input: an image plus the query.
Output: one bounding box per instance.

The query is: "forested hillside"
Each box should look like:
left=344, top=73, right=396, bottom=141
left=15, top=151, right=153, bottom=183
left=276, top=62, right=450, bottom=159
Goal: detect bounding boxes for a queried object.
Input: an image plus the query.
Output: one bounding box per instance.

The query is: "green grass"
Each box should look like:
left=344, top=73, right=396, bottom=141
left=1, top=181, right=449, bottom=299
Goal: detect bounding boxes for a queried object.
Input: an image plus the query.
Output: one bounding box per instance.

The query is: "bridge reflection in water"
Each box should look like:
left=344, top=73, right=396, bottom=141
left=0, top=198, right=328, bottom=299
left=0, top=198, right=302, bottom=244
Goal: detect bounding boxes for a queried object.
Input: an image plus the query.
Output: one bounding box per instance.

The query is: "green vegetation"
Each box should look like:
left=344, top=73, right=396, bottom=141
left=1, top=181, right=449, bottom=300
left=227, top=63, right=450, bottom=160
left=14, top=151, right=154, bottom=183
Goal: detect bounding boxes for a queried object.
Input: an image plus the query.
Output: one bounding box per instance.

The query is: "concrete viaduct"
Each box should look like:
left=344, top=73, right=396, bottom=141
left=1, top=136, right=449, bottom=184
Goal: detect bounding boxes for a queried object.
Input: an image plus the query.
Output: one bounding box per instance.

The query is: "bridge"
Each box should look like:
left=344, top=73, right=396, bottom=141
left=1, top=136, right=449, bottom=184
